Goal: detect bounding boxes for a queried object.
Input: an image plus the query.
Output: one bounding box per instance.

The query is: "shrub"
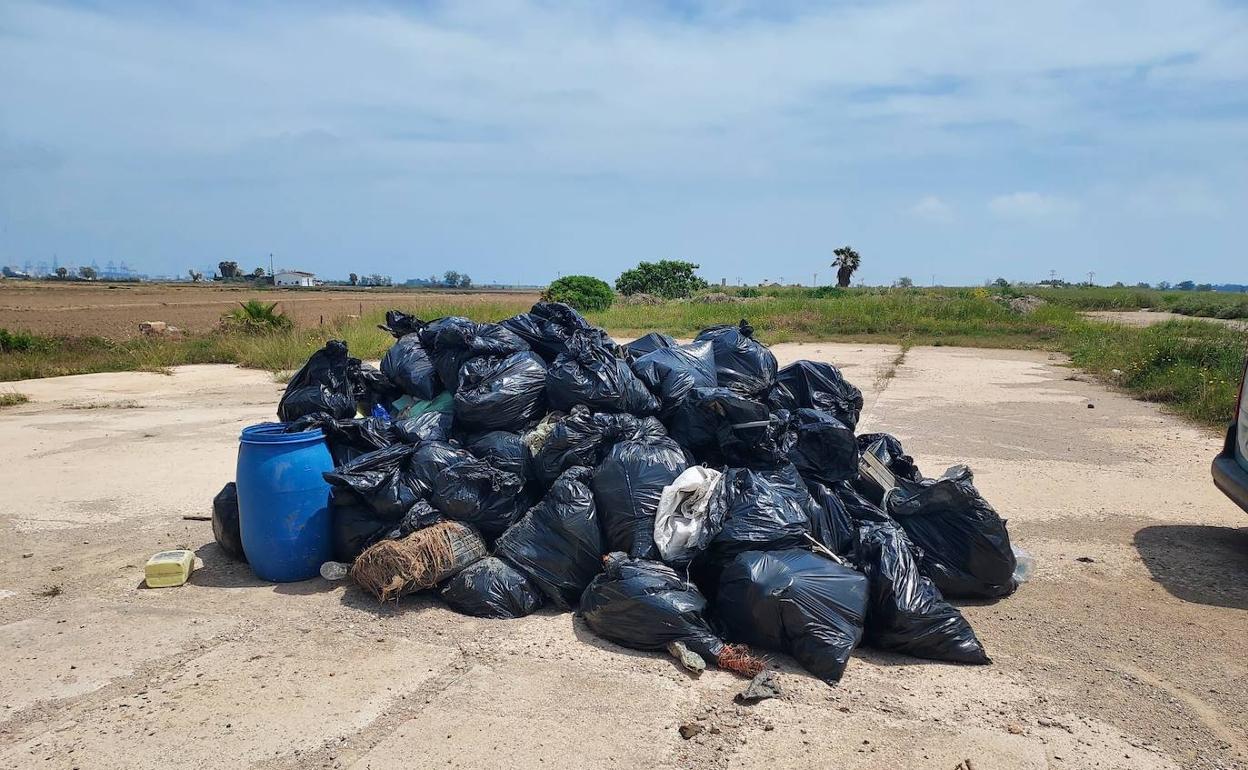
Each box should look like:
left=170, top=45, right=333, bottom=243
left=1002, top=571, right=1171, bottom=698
left=0, top=328, right=54, bottom=353
left=222, top=300, right=294, bottom=334
left=543, top=275, right=615, bottom=312
left=737, top=286, right=760, bottom=298
left=615, top=260, right=708, bottom=299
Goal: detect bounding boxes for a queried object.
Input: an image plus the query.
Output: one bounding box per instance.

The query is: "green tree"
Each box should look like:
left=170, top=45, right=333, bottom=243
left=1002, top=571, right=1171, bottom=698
left=79, top=266, right=96, bottom=280
left=992, top=277, right=1011, bottom=288
left=1135, top=282, right=1150, bottom=289
left=458, top=274, right=473, bottom=288
left=895, top=276, right=914, bottom=288
left=218, top=261, right=241, bottom=279
left=348, top=272, right=359, bottom=286
left=544, top=275, right=614, bottom=311
left=1176, top=280, right=1196, bottom=291
left=614, top=260, right=707, bottom=298
left=831, top=246, right=861, bottom=287
left=443, top=270, right=461, bottom=288
left=1156, top=281, right=1172, bottom=290
left=54, top=266, right=68, bottom=279
left=252, top=267, right=265, bottom=279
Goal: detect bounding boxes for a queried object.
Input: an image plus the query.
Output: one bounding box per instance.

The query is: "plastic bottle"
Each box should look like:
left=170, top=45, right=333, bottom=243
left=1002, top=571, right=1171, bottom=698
left=1011, top=546, right=1035, bottom=584
left=320, top=561, right=350, bottom=581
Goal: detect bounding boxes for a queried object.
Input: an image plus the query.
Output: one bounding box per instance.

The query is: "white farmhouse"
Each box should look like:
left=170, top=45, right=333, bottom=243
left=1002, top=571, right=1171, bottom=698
left=274, top=270, right=316, bottom=287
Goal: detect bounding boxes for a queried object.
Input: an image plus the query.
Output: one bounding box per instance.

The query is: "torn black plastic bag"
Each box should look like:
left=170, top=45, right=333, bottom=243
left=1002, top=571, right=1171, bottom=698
left=787, top=408, right=859, bottom=485
left=664, top=387, right=789, bottom=468
left=380, top=333, right=441, bottom=401
left=592, top=434, right=688, bottom=559
left=623, top=331, right=677, bottom=359
left=500, top=302, right=616, bottom=363
left=430, top=458, right=530, bottom=540
left=212, top=482, right=246, bottom=562
left=854, top=432, right=924, bottom=505
left=465, top=431, right=534, bottom=489
left=322, top=443, right=424, bottom=519
left=493, top=467, right=603, bottom=608
left=287, top=415, right=395, bottom=466
left=887, top=465, right=1017, bottom=600
left=696, top=464, right=814, bottom=573
left=418, top=317, right=530, bottom=393
left=440, top=556, right=545, bottom=619
left=330, top=493, right=441, bottom=563
left=531, top=406, right=664, bottom=487
left=546, top=330, right=661, bottom=416
left=453, top=351, right=547, bottom=432
left=694, top=320, right=777, bottom=397
left=580, top=553, right=728, bottom=663
left=855, top=521, right=990, bottom=664
left=630, top=340, right=717, bottom=416
left=714, top=549, right=868, bottom=683
left=832, top=481, right=894, bottom=526
left=774, top=360, right=864, bottom=430
left=277, top=340, right=356, bottom=422
left=805, top=481, right=857, bottom=556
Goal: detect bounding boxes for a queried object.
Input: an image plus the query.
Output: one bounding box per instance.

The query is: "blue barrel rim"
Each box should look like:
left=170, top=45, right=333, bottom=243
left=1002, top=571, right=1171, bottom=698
left=240, top=421, right=326, bottom=445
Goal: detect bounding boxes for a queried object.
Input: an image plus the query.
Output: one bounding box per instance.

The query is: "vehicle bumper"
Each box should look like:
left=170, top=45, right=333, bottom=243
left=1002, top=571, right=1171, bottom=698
left=1212, top=424, right=1248, bottom=513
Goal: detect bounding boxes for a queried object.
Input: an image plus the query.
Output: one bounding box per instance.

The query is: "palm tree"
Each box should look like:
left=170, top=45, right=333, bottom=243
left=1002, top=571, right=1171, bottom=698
left=222, top=300, right=293, bottom=333
left=831, top=246, right=861, bottom=287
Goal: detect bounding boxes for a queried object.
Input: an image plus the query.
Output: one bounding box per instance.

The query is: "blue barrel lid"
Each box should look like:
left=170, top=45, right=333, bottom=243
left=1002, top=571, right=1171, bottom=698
left=240, top=422, right=326, bottom=445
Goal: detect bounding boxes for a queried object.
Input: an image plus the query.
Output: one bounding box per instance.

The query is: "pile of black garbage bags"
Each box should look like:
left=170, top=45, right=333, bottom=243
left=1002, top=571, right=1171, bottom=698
left=218, top=303, right=1021, bottom=685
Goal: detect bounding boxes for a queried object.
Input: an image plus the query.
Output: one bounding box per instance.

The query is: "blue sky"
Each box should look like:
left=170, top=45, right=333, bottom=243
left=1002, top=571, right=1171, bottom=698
left=1, top=0, right=1245, bottom=285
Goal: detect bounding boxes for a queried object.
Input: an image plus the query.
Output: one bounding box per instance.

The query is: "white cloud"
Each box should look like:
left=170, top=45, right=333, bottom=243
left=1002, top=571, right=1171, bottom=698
left=910, top=195, right=954, bottom=223
left=987, top=192, right=1078, bottom=219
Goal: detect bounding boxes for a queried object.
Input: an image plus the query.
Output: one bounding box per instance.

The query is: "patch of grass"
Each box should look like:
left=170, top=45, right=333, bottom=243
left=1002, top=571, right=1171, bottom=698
left=2, top=291, right=1243, bottom=428
left=0, top=390, right=29, bottom=407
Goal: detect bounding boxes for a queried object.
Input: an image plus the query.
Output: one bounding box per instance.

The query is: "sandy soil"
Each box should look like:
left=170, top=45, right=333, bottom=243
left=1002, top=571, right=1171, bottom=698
left=0, top=282, right=539, bottom=338
left=0, top=344, right=1245, bottom=769
left=1084, top=310, right=1247, bottom=330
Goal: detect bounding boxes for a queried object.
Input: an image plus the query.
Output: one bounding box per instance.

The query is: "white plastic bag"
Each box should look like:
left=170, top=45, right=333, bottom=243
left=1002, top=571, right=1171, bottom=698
left=654, top=466, right=723, bottom=563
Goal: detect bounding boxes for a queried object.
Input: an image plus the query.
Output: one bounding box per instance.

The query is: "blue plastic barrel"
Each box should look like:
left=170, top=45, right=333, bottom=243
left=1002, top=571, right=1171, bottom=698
left=236, top=423, right=335, bottom=582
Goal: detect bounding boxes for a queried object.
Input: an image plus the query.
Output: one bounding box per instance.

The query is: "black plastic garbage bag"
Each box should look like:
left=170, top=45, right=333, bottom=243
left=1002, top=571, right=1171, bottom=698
left=378, top=309, right=427, bottom=339
left=694, top=320, right=777, bottom=397
left=430, top=458, right=529, bottom=540
left=322, top=443, right=424, bottom=519
left=855, top=521, right=990, bottom=664
left=805, top=480, right=857, bottom=556
left=465, top=431, right=533, bottom=489
left=287, top=415, right=395, bottom=466
left=624, top=331, right=677, bottom=359
left=500, top=302, right=615, bottom=363
left=832, top=481, right=894, bottom=525
left=854, top=432, right=924, bottom=505
left=664, top=387, right=789, bottom=468
left=775, top=360, right=864, bottom=430
left=393, top=411, right=453, bottom=444
left=887, top=465, right=1017, bottom=600
left=440, top=556, right=545, bottom=619
left=715, top=548, right=868, bottom=683
left=277, top=340, right=356, bottom=421
left=494, top=467, right=603, bottom=608
left=212, top=482, right=246, bottom=562
left=531, top=406, right=664, bottom=487
left=408, top=441, right=474, bottom=496
left=348, top=360, right=400, bottom=412
left=580, top=553, right=729, bottom=663
left=592, top=434, right=688, bottom=559
left=630, top=341, right=717, bottom=416
left=453, top=351, right=547, bottom=432
left=697, top=464, right=814, bottom=572
left=787, top=408, right=859, bottom=485
left=381, top=333, right=441, bottom=401
left=330, top=493, right=441, bottom=563
left=546, top=330, right=661, bottom=416
left=419, top=317, right=530, bottom=393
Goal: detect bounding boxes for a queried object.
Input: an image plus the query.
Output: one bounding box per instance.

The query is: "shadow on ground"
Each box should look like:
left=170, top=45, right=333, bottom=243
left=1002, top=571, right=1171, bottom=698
left=1134, top=525, right=1248, bottom=610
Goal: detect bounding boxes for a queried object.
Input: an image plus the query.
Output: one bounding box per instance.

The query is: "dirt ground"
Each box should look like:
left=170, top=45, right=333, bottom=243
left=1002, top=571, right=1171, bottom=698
left=0, top=282, right=539, bottom=338
left=1084, top=309, right=1248, bottom=330
left=0, top=343, right=1245, bottom=769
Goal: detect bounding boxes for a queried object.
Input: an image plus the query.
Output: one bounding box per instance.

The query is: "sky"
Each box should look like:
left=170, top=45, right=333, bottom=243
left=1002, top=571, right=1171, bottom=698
left=1, top=0, right=1245, bottom=286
